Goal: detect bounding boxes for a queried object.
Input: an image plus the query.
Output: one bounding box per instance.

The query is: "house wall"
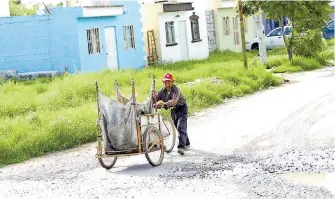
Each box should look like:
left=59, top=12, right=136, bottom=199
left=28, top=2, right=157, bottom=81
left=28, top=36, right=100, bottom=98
left=141, top=3, right=163, bottom=64
left=0, top=16, right=54, bottom=72
left=262, top=14, right=290, bottom=35
left=215, top=7, right=256, bottom=52
left=0, top=8, right=82, bottom=73
left=158, top=9, right=209, bottom=63
left=50, top=7, right=83, bottom=73
left=0, top=3, right=146, bottom=73
left=77, top=2, right=145, bottom=72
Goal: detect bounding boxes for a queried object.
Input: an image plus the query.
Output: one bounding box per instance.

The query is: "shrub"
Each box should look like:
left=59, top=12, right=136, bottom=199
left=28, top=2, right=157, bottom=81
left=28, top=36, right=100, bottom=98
left=265, top=55, right=287, bottom=69
left=293, top=57, right=322, bottom=71
left=272, top=65, right=303, bottom=73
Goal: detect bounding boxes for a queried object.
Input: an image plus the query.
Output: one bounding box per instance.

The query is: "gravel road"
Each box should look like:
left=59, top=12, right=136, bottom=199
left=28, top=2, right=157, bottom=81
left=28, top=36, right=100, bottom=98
left=1, top=67, right=334, bottom=199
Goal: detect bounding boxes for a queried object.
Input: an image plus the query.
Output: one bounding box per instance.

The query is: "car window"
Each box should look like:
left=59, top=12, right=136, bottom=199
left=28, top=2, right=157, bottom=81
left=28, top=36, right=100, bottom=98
left=285, top=27, right=292, bottom=35
left=327, top=20, right=334, bottom=29
left=268, top=28, right=282, bottom=37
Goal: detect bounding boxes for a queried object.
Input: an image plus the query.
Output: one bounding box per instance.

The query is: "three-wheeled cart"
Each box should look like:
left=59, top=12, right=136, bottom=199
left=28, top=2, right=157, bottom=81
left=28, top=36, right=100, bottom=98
left=95, top=77, right=176, bottom=170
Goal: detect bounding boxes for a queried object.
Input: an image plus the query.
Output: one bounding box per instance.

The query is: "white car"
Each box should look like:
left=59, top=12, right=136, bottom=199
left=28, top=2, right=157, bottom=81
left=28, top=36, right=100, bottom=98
left=246, top=26, right=292, bottom=51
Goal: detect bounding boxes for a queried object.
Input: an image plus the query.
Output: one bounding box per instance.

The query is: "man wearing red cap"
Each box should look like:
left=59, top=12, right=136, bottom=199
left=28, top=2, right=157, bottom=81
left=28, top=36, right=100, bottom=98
left=154, top=73, right=190, bottom=155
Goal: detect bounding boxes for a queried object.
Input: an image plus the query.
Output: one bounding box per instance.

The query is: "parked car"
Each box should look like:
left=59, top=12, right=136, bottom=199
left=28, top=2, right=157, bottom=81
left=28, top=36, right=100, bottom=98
left=246, top=26, right=292, bottom=51
left=322, top=19, right=334, bottom=39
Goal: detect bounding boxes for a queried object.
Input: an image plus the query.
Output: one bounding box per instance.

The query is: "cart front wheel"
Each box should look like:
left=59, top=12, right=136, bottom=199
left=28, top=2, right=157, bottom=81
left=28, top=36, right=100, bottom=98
left=98, top=157, right=117, bottom=170
left=162, top=116, right=176, bottom=153
left=143, top=126, right=164, bottom=167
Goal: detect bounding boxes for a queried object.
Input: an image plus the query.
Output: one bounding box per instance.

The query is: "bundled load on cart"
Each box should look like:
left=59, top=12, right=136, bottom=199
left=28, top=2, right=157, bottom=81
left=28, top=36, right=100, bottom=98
left=95, top=77, right=176, bottom=170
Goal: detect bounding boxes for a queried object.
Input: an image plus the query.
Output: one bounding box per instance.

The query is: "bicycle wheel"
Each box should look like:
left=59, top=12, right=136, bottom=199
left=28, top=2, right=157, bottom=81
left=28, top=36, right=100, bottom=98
left=97, top=113, right=117, bottom=170
left=143, top=126, right=164, bottom=167
left=161, top=116, right=176, bottom=153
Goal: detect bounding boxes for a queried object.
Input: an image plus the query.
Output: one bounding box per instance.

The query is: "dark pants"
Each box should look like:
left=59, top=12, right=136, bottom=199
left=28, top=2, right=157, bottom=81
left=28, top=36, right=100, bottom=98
left=171, top=104, right=190, bottom=149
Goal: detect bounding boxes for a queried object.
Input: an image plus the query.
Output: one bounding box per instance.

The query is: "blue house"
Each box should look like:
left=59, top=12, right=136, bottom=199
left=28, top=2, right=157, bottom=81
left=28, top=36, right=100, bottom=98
left=0, top=2, right=146, bottom=74
left=262, top=14, right=289, bottom=35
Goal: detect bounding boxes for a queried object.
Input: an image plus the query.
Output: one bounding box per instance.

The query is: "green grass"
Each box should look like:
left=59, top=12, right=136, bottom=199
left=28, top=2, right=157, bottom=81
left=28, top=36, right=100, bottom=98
left=326, top=39, right=334, bottom=47
left=270, top=44, right=333, bottom=73
left=272, top=65, right=303, bottom=73
left=1, top=47, right=326, bottom=167
left=272, top=57, right=322, bottom=73
left=265, top=55, right=287, bottom=69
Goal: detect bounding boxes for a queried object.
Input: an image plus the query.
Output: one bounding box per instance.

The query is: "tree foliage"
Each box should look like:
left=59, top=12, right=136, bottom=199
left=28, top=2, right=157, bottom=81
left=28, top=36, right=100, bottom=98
left=242, top=0, right=333, bottom=62
left=9, top=1, right=39, bottom=16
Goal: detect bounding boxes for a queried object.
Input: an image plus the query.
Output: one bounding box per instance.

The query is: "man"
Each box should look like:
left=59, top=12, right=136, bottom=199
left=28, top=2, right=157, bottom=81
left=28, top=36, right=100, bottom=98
left=154, top=73, right=190, bottom=155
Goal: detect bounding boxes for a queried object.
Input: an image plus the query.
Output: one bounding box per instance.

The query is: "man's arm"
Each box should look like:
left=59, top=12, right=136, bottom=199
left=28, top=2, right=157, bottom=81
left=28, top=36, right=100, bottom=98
left=154, top=89, right=163, bottom=101
left=164, top=88, right=180, bottom=109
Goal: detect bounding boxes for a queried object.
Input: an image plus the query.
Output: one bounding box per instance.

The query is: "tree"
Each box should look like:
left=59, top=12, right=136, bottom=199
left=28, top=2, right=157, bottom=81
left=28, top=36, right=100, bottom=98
left=242, top=0, right=332, bottom=64
left=9, top=2, right=38, bottom=16
left=57, top=2, right=64, bottom=7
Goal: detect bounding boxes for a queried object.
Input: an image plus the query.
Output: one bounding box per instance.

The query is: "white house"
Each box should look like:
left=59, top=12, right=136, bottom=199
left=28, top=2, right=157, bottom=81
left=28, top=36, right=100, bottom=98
left=0, top=0, right=10, bottom=17
left=141, top=0, right=210, bottom=64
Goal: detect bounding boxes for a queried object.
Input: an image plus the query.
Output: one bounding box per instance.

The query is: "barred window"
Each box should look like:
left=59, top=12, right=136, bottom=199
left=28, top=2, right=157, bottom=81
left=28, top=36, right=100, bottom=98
left=165, top=21, right=176, bottom=44
left=123, top=25, right=136, bottom=49
left=189, top=12, right=201, bottom=42
left=86, top=28, right=101, bottom=55
left=223, top=17, right=231, bottom=36
left=233, top=17, right=240, bottom=45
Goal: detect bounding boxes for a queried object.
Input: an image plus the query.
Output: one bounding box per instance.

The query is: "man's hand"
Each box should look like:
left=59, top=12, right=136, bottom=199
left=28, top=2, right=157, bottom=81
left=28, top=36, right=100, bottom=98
left=154, top=101, right=164, bottom=109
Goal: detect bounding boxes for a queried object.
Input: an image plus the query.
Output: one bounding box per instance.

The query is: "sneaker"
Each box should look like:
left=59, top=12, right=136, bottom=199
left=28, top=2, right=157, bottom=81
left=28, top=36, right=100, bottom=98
left=185, top=144, right=191, bottom=150
left=177, top=148, right=185, bottom=155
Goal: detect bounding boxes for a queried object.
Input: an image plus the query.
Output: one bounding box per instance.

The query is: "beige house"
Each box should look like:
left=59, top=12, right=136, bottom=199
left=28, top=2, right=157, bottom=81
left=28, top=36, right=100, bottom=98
left=214, top=0, right=259, bottom=52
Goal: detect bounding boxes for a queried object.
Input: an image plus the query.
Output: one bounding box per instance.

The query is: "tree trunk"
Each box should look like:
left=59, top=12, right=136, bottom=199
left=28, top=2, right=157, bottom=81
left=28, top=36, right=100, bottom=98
left=279, top=16, right=290, bottom=61
left=238, top=0, right=248, bottom=68
left=288, top=14, right=294, bottom=64
left=288, top=22, right=294, bottom=64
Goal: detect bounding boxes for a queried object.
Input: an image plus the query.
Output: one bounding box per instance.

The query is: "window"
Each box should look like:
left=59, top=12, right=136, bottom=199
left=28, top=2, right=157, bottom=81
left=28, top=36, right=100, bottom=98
left=268, top=28, right=282, bottom=37
left=232, top=17, right=240, bottom=45
left=86, top=28, right=101, bottom=55
left=285, top=27, right=292, bottom=35
left=123, top=25, right=136, bottom=49
left=165, top=21, right=176, bottom=45
left=222, top=17, right=230, bottom=36
left=189, top=12, right=201, bottom=42
left=327, top=20, right=334, bottom=29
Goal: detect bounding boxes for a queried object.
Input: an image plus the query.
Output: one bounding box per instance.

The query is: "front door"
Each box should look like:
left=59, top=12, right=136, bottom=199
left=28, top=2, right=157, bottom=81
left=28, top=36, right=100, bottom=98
left=178, top=20, right=189, bottom=60
left=104, top=26, right=118, bottom=70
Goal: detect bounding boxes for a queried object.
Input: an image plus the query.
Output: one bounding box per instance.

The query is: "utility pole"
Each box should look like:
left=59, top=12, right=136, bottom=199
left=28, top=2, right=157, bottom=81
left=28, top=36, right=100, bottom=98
left=237, top=0, right=248, bottom=68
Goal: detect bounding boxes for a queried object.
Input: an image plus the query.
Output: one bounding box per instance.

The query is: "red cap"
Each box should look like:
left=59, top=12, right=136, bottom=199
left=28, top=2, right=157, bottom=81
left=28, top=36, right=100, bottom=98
left=163, top=73, right=173, bottom=81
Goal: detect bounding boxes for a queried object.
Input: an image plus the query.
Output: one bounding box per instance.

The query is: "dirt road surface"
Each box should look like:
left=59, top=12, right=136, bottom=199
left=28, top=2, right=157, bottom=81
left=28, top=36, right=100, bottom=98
left=1, top=67, right=334, bottom=199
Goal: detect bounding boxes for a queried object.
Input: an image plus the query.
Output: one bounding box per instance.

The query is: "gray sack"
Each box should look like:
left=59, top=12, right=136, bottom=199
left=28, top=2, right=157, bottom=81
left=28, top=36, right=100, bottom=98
left=98, top=89, right=154, bottom=151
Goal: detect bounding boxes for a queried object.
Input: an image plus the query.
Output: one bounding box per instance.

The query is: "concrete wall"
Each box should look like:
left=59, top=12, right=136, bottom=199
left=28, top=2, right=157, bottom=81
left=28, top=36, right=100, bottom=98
left=0, top=15, right=54, bottom=72
left=0, top=8, right=82, bottom=73
left=158, top=9, right=209, bottom=63
left=50, top=7, right=82, bottom=73
left=206, top=10, right=217, bottom=52
left=215, top=7, right=256, bottom=52
left=0, top=3, right=145, bottom=73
